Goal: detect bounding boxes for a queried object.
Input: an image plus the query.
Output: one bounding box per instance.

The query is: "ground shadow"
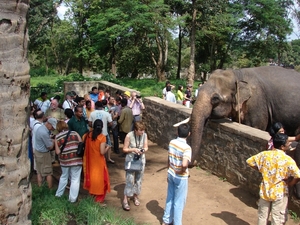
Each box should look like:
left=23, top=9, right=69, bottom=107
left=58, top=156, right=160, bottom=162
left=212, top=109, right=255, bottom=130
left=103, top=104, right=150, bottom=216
left=146, top=200, right=164, bottom=223
left=229, top=187, right=257, bottom=209
left=113, top=183, right=126, bottom=204
left=211, top=211, right=250, bottom=225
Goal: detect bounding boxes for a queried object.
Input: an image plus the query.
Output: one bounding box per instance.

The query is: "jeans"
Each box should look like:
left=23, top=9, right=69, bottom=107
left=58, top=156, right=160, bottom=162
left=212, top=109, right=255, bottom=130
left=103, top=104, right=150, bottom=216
left=111, top=126, right=119, bottom=153
left=257, top=195, right=288, bottom=225
left=55, top=165, right=82, bottom=202
left=162, top=173, right=188, bottom=225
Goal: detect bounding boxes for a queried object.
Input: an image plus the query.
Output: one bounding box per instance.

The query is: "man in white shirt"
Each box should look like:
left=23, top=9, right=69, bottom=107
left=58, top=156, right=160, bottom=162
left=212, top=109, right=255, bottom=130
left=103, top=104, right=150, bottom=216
left=62, top=92, right=77, bottom=110
left=34, top=92, right=50, bottom=113
left=165, top=86, right=176, bottom=103
left=89, top=101, right=114, bottom=163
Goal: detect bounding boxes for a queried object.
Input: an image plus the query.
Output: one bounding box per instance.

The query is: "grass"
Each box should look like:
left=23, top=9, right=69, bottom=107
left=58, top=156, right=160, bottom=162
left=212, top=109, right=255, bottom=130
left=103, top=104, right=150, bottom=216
left=30, top=74, right=61, bottom=87
left=31, top=184, right=138, bottom=225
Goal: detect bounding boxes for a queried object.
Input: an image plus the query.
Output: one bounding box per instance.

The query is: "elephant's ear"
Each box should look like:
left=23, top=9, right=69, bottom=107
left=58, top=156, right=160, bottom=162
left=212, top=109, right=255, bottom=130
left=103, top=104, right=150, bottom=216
left=234, top=81, right=251, bottom=111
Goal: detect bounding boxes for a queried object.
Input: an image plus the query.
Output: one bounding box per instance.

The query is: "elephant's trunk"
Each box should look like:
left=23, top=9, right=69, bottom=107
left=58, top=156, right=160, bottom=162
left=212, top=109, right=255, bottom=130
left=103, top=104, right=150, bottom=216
left=190, top=91, right=212, bottom=165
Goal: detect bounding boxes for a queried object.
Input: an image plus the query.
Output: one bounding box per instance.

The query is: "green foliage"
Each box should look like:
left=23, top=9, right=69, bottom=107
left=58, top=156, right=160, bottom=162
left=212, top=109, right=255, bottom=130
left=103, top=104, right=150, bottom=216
left=31, top=184, right=137, bottom=225
left=102, top=72, right=123, bottom=85
left=30, top=67, right=58, bottom=77
left=288, top=210, right=300, bottom=222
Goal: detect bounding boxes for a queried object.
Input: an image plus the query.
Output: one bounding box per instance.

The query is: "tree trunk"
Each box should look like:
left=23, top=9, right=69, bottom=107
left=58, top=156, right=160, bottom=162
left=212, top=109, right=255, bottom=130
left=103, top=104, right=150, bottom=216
left=176, top=25, right=182, bottom=80
left=187, top=0, right=196, bottom=86
left=0, top=1, right=31, bottom=224
left=111, top=39, right=116, bottom=77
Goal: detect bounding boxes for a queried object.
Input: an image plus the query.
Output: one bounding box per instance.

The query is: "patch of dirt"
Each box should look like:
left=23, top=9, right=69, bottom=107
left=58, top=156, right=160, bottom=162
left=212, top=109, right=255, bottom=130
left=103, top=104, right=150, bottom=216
left=32, top=141, right=299, bottom=225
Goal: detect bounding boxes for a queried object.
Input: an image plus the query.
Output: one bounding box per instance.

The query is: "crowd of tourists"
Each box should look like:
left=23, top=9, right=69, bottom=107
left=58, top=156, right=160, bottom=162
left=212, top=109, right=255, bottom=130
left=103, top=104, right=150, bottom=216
left=30, top=84, right=300, bottom=225
left=163, top=81, right=203, bottom=108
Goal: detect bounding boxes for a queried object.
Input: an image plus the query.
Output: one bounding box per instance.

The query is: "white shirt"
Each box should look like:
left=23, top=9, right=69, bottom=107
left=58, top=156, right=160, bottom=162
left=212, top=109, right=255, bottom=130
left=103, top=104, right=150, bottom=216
left=34, top=99, right=50, bottom=113
left=166, top=92, right=176, bottom=103
left=88, top=110, right=112, bottom=136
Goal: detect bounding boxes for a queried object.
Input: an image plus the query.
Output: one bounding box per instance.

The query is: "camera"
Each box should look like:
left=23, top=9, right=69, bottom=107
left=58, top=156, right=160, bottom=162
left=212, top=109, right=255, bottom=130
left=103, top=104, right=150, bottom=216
left=133, top=149, right=145, bottom=160
left=136, top=95, right=141, bottom=98
left=134, top=154, right=140, bottom=160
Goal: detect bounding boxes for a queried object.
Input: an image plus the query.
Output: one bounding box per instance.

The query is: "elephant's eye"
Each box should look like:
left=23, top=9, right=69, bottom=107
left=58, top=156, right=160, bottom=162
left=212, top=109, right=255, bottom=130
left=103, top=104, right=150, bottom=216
left=211, top=94, right=220, bottom=105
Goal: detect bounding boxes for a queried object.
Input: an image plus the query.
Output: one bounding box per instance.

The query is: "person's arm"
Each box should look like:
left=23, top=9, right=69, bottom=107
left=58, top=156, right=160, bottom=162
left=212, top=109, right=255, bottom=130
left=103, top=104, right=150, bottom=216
left=141, top=134, right=148, bottom=152
left=129, top=98, right=135, bottom=109
left=138, top=98, right=145, bottom=110
left=55, top=138, right=60, bottom=155
left=286, top=177, right=300, bottom=187
left=100, top=142, right=107, bottom=155
left=123, top=133, right=140, bottom=154
left=107, top=114, right=113, bottom=127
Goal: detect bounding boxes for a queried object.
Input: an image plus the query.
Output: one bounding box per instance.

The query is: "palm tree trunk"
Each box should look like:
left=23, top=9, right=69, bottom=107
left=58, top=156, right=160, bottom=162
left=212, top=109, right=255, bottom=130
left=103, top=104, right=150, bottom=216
left=0, top=1, right=31, bottom=224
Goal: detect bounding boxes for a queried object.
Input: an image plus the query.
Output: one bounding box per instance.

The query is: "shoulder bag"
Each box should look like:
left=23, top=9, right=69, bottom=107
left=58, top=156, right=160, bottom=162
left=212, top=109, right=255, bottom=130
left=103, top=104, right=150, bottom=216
left=60, top=130, right=71, bottom=153
left=77, top=132, right=88, bottom=157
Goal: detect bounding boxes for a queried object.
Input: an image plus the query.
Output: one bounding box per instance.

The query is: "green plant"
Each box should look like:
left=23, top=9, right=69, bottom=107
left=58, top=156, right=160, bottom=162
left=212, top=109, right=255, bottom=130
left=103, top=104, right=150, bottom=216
left=31, top=184, right=138, bottom=225
left=219, top=177, right=227, bottom=182
left=288, top=210, right=300, bottom=222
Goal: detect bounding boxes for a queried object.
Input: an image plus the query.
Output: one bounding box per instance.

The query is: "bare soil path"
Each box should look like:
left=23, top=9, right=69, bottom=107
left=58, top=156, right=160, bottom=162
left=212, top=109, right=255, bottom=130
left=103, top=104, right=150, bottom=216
left=37, top=141, right=299, bottom=225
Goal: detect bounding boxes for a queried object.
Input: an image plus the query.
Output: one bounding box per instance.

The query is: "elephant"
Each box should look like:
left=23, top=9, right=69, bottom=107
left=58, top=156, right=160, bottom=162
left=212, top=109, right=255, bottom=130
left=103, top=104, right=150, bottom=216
left=190, top=66, right=300, bottom=164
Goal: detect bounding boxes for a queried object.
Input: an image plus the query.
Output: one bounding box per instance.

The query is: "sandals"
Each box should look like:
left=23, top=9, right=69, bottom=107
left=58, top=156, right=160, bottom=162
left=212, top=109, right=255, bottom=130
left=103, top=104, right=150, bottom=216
left=122, top=201, right=130, bottom=211
left=133, top=196, right=140, bottom=206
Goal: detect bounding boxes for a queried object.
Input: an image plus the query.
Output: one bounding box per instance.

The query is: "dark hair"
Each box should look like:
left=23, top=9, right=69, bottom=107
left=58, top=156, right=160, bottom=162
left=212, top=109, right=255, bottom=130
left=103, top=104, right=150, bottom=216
left=74, top=97, right=84, bottom=103
left=33, top=109, right=44, bottom=119
left=116, top=96, right=122, bottom=102
left=95, top=101, right=103, bottom=109
left=178, top=123, right=190, bottom=138
left=166, top=86, right=171, bottom=92
left=40, top=92, right=47, bottom=97
left=92, top=119, right=103, bottom=141
left=64, top=108, right=74, bottom=119
left=165, top=81, right=171, bottom=87
left=116, top=90, right=122, bottom=95
left=102, top=99, right=108, bottom=106
left=178, top=85, right=183, bottom=91
left=273, top=133, right=288, bottom=149
left=121, top=98, right=128, bottom=107
left=105, top=90, right=111, bottom=94
left=92, top=86, right=98, bottom=91
left=74, top=105, right=83, bottom=112
left=86, top=100, right=91, bottom=106
left=269, top=122, right=284, bottom=138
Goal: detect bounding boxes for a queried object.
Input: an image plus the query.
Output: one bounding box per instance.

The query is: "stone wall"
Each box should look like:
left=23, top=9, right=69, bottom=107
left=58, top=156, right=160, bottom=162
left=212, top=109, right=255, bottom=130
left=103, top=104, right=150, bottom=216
left=64, top=81, right=140, bottom=98
left=143, top=97, right=268, bottom=196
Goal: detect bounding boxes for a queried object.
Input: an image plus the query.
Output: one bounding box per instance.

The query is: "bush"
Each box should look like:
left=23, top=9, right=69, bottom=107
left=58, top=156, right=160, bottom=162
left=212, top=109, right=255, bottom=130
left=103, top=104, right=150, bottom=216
left=30, top=67, right=58, bottom=77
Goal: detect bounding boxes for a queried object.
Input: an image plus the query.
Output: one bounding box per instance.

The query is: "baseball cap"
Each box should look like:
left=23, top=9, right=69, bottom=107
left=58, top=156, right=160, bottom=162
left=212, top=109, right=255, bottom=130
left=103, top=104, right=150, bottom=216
left=124, top=91, right=131, bottom=97
left=47, top=118, right=57, bottom=129
left=66, top=91, right=75, bottom=97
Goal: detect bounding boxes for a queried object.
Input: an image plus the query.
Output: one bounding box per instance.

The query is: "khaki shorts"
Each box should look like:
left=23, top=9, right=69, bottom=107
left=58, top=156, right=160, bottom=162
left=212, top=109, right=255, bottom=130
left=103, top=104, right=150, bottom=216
left=34, top=150, right=53, bottom=176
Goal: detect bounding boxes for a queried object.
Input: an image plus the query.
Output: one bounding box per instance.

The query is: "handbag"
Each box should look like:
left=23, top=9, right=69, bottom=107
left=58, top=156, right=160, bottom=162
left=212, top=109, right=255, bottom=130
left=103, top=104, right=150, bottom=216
left=76, top=142, right=85, bottom=157
left=125, top=158, right=143, bottom=172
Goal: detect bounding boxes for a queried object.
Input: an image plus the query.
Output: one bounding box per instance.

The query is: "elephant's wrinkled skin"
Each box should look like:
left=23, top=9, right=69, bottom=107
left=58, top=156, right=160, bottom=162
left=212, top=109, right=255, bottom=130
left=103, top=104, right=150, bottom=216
left=191, top=66, right=300, bottom=163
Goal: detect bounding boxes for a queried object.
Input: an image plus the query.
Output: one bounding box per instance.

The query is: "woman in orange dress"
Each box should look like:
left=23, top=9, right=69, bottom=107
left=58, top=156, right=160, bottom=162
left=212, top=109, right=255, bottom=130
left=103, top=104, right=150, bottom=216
left=83, top=119, right=110, bottom=205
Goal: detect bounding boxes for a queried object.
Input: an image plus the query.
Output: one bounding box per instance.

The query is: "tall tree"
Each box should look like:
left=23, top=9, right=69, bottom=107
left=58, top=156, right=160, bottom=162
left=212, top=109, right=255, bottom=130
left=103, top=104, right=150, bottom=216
left=0, top=0, right=31, bottom=224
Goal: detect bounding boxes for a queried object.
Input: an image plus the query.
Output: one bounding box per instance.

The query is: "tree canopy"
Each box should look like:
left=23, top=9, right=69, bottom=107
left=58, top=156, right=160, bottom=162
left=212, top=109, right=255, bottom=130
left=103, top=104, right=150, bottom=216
left=28, top=0, right=300, bottom=81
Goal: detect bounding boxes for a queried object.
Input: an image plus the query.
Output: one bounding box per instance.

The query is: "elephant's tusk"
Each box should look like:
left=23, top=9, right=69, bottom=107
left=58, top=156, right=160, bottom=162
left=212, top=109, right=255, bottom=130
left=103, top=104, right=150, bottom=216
left=173, top=117, right=190, bottom=127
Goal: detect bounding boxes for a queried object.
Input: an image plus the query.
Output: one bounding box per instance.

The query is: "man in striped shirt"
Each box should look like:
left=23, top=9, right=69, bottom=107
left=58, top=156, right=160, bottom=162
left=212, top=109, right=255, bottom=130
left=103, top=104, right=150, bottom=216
left=162, top=123, right=192, bottom=225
